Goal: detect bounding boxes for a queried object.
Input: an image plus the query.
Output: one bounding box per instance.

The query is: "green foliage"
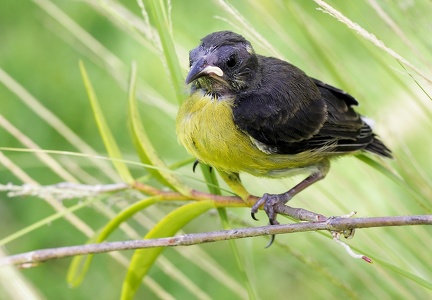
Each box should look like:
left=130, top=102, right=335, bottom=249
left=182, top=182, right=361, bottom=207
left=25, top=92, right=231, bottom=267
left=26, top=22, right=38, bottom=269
left=67, top=196, right=161, bottom=287
left=127, top=62, right=191, bottom=194
left=121, top=200, right=214, bottom=299
left=79, top=61, right=134, bottom=184
left=1, top=1, right=432, bottom=299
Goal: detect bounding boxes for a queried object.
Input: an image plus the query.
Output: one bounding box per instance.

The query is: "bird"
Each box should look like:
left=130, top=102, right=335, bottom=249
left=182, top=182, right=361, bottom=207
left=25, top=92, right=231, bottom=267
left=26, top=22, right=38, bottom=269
left=176, top=30, right=392, bottom=226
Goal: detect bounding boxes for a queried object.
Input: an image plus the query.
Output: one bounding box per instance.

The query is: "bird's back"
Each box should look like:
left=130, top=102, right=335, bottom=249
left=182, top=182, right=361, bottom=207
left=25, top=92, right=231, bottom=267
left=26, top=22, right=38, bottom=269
left=232, top=56, right=392, bottom=159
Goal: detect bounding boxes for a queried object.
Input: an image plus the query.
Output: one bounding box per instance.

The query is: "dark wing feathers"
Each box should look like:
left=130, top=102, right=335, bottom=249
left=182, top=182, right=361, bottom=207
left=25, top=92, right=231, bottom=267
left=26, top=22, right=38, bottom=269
left=312, top=78, right=358, bottom=106
left=314, top=80, right=391, bottom=158
left=233, top=56, right=392, bottom=158
left=233, top=56, right=327, bottom=145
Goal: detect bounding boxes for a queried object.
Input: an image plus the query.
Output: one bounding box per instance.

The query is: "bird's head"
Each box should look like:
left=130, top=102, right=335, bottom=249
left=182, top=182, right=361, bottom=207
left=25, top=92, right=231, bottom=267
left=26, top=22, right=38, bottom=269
left=186, top=31, right=258, bottom=97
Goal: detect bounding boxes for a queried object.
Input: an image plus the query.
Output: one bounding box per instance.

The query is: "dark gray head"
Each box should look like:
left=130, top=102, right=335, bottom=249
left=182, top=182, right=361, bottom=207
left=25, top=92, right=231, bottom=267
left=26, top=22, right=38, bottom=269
left=186, top=31, right=259, bottom=95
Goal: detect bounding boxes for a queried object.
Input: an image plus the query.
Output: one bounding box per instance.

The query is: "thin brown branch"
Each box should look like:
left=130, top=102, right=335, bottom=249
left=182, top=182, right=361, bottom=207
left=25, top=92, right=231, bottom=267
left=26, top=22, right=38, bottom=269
left=132, top=181, right=253, bottom=207
left=2, top=215, right=431, bottom=268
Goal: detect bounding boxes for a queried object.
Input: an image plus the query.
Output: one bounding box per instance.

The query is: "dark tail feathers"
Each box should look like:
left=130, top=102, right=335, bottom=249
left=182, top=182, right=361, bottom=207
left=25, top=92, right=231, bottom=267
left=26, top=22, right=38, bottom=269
left=365, top=136, right=392, bottom=158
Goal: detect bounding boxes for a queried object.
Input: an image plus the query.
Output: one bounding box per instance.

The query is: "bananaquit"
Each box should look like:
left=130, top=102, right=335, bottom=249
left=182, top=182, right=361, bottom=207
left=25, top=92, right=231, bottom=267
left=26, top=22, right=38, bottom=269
left=176, top=31, right=391, bottom=225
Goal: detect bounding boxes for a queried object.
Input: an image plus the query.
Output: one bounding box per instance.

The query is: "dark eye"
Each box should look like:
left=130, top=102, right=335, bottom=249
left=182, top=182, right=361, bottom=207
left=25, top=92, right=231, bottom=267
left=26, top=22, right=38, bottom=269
left=226, top=54, right=237, bottom=68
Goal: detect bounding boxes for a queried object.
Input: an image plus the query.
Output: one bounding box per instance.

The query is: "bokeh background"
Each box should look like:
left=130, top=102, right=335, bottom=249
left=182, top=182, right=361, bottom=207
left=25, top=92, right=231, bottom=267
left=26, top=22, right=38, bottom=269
left=1, top=0, right=431, bottom=299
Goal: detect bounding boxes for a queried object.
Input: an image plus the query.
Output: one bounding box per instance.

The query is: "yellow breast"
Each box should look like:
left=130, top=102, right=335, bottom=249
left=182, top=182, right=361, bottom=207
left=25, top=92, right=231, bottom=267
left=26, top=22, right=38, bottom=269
left=176, top=91, right=325, bottom=177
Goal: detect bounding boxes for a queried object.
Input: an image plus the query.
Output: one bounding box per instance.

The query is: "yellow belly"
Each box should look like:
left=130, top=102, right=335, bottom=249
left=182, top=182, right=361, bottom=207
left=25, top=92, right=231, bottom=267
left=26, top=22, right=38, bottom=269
left=176, top=92, right=325, bottom=177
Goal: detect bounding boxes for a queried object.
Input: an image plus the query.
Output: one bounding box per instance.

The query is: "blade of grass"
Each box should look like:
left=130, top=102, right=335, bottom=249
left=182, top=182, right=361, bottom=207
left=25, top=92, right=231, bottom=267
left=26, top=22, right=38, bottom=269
left=0, top=66, right=119, bottom=181
left=121, top=200, right=214, bottom=300
left=374, top=256, right=432, bottom=290
left=67, top=196, right=161, bottom=287
left=356, top=154, right=431, bottom=212
left=199, top=164, right=257, bottom=300
left=0, top=196, right=98, bottom=247
left=79, top=61, right=133, bottom=184
left=140, top=0, right=184, bottom=104
left=128, top=62, right=191, bottom=195
left=314, top=0, right=432, bottom=84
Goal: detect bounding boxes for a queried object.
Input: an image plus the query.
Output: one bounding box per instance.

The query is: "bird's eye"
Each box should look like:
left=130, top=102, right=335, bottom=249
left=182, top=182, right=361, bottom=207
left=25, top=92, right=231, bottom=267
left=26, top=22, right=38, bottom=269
left=226, top=54, right=237, bottom=68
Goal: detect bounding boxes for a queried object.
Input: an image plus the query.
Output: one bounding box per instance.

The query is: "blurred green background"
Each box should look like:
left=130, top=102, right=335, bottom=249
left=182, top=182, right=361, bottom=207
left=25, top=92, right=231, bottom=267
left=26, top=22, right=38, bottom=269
left=1, top=0, right=432, bottom=299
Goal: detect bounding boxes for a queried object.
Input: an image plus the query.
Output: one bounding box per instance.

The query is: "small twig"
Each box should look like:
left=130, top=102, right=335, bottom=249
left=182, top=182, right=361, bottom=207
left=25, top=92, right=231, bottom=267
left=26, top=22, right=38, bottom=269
left=2, top=182, right=431, bottom=268
left=0, top=182, right=129, bottom=200
left=1, top=215, right=431, bottom=268
left=332, top=231, right=372, bottom=263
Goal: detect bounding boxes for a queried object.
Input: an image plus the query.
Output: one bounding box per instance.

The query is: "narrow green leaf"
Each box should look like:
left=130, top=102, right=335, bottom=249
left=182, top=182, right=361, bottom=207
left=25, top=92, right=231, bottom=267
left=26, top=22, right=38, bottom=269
left=200, top=164, right=257, bottom=300
left=145, top=0, right=184, bottom=105
left=0, top=196, right=97, bottom=247
left=199, top=164, right=220, bottom=195
left=79, top=61, right=133, bottom=183
left=67, top=196, right=160, bottom=287
left=128, top=63, right=191, bottom=195
left=121, top=200, right=214, bottom=300
left=356, top=154, right=431, bottom=212
left=374, top=257, right=432, bottom=290
left=217, top=207, right=257, bottom=300
left=66, top=235, right=99, bottom=288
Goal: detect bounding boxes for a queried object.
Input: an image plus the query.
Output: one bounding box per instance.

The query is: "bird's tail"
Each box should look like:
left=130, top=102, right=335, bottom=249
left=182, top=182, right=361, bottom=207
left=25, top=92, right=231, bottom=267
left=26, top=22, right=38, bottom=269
left=365, top=136, right=392, bottom=158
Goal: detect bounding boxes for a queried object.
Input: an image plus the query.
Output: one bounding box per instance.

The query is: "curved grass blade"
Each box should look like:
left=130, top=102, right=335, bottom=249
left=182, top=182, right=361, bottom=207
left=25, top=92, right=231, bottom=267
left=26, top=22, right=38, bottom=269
left=374, top=256, right=432, bottom=290
left=340, top=243, right=432, bottom=291
left=79, top=61, right=133, bottom=183
left=0, top=196, right=97, bottom=247
left=356, top=154, right=431, bottom=212
left=144, top=0, right=184, bottom=105
left=199, top=164, right=257, bottom=299
left=67, top=196, right=161, bottom=287
left=128, top=63, right=191, bottom=195
left=121, top=200, right=214, bottom=300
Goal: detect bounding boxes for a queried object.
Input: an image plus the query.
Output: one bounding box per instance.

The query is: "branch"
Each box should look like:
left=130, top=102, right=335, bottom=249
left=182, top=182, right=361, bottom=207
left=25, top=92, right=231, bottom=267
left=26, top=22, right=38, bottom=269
left=2, top=215, right=431, bottom=267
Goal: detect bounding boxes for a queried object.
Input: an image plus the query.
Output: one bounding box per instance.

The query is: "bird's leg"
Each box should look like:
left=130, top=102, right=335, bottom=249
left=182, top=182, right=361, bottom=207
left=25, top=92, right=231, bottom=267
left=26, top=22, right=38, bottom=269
left=218, top=170, right=251, bottom=203
left=251, top=161, right=330, bottom=225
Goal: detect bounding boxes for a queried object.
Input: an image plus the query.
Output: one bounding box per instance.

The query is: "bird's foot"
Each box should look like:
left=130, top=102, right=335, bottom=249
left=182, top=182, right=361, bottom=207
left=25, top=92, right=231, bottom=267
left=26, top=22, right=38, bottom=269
left=251, top=193, right=327, bottom=247
left=250, top=193, right=289, bottom=225
left=250, top=193, right=286, bottom=248
left=251, top=193, right=326, bottom=224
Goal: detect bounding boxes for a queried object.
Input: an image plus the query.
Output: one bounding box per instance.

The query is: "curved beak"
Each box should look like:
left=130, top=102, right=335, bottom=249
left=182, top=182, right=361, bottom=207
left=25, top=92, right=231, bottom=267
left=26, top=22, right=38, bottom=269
left=185, top=58, right=223, bottom=84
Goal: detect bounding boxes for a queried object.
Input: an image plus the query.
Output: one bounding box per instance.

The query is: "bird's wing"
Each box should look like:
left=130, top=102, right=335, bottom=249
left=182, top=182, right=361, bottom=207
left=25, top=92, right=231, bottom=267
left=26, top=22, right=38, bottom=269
left=233, top=57, right=327, bottom=153
left=233, top=57, right=374, bottom=155
left=304, top=82, right=374, bottom=154
left=311, top=78, right=358, bottom=106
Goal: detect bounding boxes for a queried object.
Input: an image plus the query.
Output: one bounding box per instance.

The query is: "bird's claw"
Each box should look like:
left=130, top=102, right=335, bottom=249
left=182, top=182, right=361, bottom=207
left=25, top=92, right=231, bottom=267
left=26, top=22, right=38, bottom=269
left=192, top=160, right=213, bottom=173
left=251, top=193, right=285, bottom=225
left=250, top=196, right=267, bottom=221
left=250, top=211, right=259, bottom=221
left=251, top=193, right=286, bottom=247
left=192, top=160, right=200, bottom=173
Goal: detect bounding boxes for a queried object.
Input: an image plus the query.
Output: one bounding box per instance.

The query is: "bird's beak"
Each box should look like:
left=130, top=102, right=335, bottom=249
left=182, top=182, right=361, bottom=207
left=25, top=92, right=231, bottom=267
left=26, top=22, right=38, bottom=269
left=185, top=58, right=223, bottom=84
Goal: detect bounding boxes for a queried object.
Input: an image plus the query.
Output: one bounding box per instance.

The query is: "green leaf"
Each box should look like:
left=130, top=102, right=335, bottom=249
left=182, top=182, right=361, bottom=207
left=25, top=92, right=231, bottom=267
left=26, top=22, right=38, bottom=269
left=0, top=196, right=97, bottom=247
left=217, top=207, right=257, bottom=300
left=121, top=200, right=214, bottom=299
left=128, top=63, right=191, bottom=195
left=356, top=154, right=431, bottom=213
left=145, top=0, right=184, bottom=105
left=67, top=196, right=160, bottom=287
left=199, top=164, right=257, bottom=299
left=374, top=257, right=432, bottom=290
left=79, top=60, right=133, bottom=183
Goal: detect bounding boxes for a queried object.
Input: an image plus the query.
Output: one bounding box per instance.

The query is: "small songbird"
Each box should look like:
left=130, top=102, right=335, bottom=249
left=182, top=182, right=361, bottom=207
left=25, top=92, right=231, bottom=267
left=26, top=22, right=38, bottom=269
left=176, top=31, right=391, bottom=225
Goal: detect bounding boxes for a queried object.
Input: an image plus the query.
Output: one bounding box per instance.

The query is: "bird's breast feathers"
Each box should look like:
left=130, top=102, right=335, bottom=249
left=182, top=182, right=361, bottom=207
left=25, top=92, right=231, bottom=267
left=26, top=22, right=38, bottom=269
left=176, top=91, right=326, bottom=177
